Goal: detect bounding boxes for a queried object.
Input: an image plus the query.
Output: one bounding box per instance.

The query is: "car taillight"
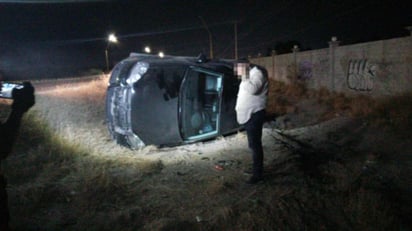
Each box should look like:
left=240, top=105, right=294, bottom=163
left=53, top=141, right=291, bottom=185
left=126, top=61, right=149, bottom=86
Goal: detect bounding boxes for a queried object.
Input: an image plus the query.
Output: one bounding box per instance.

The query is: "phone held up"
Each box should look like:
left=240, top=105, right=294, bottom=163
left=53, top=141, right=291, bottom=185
left=0, top=82, right=24, bottom=99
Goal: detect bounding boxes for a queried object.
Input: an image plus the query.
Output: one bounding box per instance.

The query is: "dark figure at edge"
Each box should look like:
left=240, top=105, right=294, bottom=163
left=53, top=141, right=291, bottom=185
left=0, top=82, right=35, bottom=231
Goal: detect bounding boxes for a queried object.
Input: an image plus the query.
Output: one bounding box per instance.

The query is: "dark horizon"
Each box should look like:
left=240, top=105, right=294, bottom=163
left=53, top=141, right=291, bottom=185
left=0, top=0, right=411, bottom=80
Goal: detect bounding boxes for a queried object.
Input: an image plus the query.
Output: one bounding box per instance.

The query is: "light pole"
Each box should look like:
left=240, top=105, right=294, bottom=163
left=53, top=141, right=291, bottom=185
left=105, top=33, right=118, bottom=73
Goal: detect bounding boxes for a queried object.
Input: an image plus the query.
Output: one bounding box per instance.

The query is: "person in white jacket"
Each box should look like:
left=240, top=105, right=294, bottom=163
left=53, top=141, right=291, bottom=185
left=235, top=64, right=268, bottom=184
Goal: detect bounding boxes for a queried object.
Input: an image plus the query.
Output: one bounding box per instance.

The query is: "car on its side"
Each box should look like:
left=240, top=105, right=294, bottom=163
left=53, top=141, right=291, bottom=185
left=105, top=53, right=265, bottom=149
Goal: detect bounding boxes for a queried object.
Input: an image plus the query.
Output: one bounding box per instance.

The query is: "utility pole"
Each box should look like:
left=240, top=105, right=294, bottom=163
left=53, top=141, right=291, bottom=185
left=234, top=21, right=238, bottom=60
left=199, top=16, right=214, bottom=59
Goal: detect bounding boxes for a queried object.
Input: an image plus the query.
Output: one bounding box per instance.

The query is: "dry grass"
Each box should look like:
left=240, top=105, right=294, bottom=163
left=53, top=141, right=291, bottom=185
left=267, top=79, right=412, bottom=133
left=1, top=77, right=411, bottom=230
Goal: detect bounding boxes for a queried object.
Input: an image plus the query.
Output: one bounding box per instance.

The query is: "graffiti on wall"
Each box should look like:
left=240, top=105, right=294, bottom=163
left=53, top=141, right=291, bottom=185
left=347, top=59, right=377, bottom=91
left=298, top=61, right=313, bottom=80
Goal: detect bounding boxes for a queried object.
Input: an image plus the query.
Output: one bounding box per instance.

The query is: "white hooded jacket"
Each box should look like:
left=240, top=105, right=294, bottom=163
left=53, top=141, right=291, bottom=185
left=235, top=66, right=268, bottom=124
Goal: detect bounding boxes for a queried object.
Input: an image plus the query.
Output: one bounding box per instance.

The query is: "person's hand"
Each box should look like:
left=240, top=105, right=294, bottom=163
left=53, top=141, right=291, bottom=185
left=12, top=81, right=35, bottom=113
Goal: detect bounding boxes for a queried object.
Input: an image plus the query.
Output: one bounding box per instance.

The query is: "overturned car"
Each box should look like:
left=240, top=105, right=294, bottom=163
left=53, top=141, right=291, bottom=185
left=106, top=53, right=263, bottom=149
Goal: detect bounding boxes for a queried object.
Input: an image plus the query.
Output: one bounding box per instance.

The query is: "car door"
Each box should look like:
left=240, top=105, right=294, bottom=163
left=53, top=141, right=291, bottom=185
left=180, top=67, right=223, bottom=142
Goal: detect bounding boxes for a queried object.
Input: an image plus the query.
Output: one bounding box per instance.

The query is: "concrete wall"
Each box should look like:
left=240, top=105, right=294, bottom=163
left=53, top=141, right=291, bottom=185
left=251, top=35, right=412, bottom=98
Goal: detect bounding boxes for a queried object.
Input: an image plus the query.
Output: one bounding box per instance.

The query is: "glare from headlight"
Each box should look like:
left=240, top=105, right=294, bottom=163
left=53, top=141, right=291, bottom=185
left=127, top=62, right=149, bottom=86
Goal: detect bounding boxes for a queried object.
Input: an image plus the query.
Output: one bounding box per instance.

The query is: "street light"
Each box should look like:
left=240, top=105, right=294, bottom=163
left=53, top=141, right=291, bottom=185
left=105, top=33, right=118, bottom=73
left=144, top=46, right=151, bottom=53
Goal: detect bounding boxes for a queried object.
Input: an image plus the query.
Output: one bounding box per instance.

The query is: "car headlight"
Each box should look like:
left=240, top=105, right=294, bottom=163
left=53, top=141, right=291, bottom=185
left=126, top=61, right=149, bottom=86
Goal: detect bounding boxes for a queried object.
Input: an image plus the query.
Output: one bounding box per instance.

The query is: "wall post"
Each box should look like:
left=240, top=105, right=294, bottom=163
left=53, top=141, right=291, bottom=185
left=271, top=50, right=276, bottom=80
left=328, top=36, right=340, bottom=91
left=292, top=45, right=300, bottom=79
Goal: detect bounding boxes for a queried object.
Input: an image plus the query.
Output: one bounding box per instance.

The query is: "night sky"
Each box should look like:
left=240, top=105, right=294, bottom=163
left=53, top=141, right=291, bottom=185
left=0, top=0, right=411, bottom=80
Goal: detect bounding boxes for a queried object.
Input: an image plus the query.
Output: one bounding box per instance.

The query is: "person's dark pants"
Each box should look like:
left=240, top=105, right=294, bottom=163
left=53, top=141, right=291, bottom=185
left=0, top=174, right=10, bottom=230
left=244, top=110, right=265, bottom=178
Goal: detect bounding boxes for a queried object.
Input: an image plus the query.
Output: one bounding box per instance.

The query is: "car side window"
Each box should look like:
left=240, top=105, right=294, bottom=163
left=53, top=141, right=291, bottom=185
left=180, top=68, right=222, bottom=141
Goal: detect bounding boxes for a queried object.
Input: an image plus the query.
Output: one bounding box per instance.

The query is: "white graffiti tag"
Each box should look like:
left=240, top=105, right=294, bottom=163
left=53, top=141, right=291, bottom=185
left=347, top=59, right=377, bottom=91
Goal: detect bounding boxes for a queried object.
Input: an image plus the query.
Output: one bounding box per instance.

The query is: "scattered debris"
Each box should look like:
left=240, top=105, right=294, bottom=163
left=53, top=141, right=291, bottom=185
left=214, top=165, right=224, bottom=171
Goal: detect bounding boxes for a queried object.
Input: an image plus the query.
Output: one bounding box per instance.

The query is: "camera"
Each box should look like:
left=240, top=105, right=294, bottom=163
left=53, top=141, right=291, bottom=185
left=0, top=82, right=24, bottom=99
